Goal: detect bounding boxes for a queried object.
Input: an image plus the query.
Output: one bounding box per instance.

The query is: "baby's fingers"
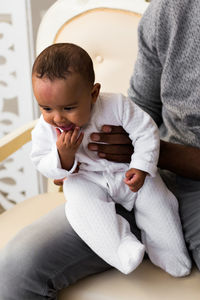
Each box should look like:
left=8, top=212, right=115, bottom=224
left=56, top=131, right=68, bottom=147
left=129, top=184, right=141, bottom=193
left=124, top=178, right=140, bottom=192
left=76, top=131, right=84, bottom=147
left=71, top=127, right=81, bottom=144
left=63, top=130, right=73, bottom=144
left=124, top=174, right=141, bottom=192
left=124, top=175, right=138, bottom=186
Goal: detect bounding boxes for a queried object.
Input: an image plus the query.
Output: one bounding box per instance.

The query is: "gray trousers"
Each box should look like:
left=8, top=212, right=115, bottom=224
left=0, top=171, right=199, bottom=299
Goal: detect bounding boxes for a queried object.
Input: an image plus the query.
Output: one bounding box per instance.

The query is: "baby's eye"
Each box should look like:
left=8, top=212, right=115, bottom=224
left=64, top=107, right=75, bottom=111
left=43, top=107, right=52, bottom=112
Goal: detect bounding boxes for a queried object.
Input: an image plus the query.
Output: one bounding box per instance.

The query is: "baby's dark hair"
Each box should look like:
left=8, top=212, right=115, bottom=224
left=32, top=43, right=95, bottom=85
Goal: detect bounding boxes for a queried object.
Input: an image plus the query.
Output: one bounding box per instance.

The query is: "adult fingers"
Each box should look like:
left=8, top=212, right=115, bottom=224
left=90, top=132, right=131, bottom=144
left=88, top=143, right=133, bottom=155
left=98, top=153, right=131, bottom=163
left=101, top=125, right=128, bottom=134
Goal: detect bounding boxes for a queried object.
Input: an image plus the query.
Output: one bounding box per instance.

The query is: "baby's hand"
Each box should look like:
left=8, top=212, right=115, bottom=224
left=54, top=178, right=66, bottom=186
left=56, top=127, right=83, bottom=156
left=53, top=162, right=81, bottom=186
left=124, top=168, right=147, bottom=192
left=56, top=127, right=84, bottom=171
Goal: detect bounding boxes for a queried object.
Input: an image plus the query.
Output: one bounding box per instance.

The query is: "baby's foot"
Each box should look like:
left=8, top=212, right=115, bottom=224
left=149, top=251, right=191, bottom=277
left=118, top=236, right=145, bottom=274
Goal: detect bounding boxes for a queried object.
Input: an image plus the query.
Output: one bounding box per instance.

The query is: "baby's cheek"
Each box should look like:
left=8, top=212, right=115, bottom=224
left=75, top=114, right=89, bottom=127
left=43, top=114, right=52, bottom=126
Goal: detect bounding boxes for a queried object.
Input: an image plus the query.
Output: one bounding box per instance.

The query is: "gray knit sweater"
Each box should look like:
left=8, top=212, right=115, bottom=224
left=128, top=0, right=200, bottom=148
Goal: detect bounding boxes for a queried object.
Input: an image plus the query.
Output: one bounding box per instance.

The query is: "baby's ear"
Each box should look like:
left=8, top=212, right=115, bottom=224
left=91, top=83, right=101, bottom=103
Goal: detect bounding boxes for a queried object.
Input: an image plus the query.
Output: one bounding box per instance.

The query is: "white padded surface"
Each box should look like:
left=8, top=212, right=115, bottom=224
left=54, top=9, right=141, bottom=95
left=59, top=262, right=200, bottom=300
left=36, top=0, right=148, bottom=95
left=0, top=192, right=65, bottom=249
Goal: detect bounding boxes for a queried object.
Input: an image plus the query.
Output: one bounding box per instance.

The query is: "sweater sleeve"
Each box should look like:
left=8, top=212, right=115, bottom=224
left=127, top=0, right=163, bottom=127
left=30, top=117, right=77, bottom=179
left=122, top=97, right=160, bottom=177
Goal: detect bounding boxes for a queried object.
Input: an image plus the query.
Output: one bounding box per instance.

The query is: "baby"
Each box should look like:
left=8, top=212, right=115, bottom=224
left=31, top=43, right=191, bottom=276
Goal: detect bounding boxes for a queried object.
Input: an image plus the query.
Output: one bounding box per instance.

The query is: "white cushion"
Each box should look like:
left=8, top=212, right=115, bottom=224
left=54, top=8, right=141, bottom=95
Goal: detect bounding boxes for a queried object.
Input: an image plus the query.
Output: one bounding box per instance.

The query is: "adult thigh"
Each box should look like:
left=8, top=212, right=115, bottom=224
left=177, top=176, right=200, bottom=269
left=160, top=170, right=200, bottom=270
left=0, top=204, right=110, bottom=300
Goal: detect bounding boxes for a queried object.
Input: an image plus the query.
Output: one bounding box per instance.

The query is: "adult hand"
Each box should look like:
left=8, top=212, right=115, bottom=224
left=88, top=125, right=133, bottom=163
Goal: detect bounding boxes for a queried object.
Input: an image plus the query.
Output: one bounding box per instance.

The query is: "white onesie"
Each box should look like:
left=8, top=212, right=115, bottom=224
left=31, top=93, right=191, bottom=276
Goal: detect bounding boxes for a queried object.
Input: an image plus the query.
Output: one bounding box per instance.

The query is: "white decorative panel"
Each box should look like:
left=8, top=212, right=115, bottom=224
left=0, top=0, right=41, bottom=210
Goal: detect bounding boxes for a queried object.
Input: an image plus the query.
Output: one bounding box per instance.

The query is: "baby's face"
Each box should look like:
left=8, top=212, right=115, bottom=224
left=32, top=73, right=100, bottom=131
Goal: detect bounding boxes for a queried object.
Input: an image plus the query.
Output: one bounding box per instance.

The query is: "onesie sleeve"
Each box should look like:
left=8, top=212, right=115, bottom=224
left=122, top=97, right=160, bottom=177
left=30, top=116, right=78, bottom=179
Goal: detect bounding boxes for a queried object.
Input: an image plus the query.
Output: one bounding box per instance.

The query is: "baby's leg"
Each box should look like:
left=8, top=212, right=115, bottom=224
left=63, top=174, right=145, bottom=274
left=134, top=173, right=191, bottom=277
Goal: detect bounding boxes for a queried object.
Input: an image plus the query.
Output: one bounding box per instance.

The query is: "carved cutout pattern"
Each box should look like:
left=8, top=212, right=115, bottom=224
left=0, top=8, right=39, bottom=210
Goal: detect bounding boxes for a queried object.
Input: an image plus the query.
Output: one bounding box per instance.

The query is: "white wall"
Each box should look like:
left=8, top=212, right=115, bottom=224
left=31, top=0, right=56, bottom=56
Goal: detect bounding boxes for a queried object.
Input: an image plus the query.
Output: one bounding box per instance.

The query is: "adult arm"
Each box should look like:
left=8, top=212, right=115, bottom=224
left=89, top=1, right=200, bottom=180
left=89, top=1, right=163, bottom=162
left=159, top=140, right=200, bottom=180
left=89, top=128, right=200, bottom=180
left=129, top=0, right=200, bottom=180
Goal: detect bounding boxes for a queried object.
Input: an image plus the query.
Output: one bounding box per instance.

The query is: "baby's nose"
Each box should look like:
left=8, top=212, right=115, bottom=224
left=54, top=113, right=65, bottom=123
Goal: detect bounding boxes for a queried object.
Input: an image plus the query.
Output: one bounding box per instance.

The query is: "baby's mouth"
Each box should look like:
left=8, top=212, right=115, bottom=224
left=58, top=124, right=75, bottom=131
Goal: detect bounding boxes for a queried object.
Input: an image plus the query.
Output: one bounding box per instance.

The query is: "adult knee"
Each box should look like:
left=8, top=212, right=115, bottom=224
left=185, top=234, right=200, bottom=271
left=0, top=227, right=47, bottom=299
